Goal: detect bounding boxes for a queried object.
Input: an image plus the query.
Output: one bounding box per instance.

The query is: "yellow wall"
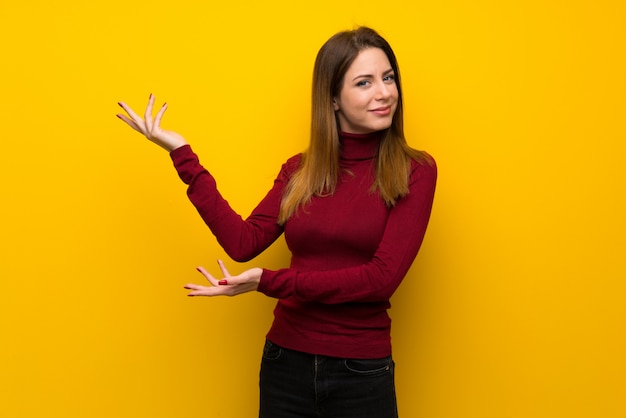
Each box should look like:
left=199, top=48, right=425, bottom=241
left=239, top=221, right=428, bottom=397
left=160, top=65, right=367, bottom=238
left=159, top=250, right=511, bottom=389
left=1, top=1, right=625, bottom=417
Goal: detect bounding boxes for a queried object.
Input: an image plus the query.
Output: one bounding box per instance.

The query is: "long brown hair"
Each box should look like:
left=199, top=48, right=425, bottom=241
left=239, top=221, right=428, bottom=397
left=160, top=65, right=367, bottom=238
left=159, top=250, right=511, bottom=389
left=278, top=27, right=428, bottom=224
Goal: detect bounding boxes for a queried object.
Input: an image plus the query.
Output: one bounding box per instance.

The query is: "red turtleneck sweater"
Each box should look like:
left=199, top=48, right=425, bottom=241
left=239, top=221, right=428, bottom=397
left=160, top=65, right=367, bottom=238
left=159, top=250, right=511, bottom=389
left=170, top=131, right=437, bottom=358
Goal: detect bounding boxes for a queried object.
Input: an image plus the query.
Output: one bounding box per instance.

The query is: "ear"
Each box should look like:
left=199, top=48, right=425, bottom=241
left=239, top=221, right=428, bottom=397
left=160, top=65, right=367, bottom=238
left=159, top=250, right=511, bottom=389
left=333, top=98, right=340, bottom=111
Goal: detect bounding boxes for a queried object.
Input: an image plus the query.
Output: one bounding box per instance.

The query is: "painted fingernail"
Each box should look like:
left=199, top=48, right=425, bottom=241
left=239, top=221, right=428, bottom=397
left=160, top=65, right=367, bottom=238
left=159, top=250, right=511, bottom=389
left=117, top=102, right=123, bottom=107
left=218, top=280, right=228, bottom=285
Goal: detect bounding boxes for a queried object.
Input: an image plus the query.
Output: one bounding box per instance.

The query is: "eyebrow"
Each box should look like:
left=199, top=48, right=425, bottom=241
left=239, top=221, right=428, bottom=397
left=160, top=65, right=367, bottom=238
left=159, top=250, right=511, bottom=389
left=352, top=68, right=394, bottom=82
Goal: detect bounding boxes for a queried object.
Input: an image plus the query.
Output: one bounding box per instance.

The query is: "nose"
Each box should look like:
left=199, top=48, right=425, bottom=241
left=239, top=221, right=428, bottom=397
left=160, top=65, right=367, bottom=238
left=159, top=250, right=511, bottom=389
left=376, top=81, right=392, bottom=100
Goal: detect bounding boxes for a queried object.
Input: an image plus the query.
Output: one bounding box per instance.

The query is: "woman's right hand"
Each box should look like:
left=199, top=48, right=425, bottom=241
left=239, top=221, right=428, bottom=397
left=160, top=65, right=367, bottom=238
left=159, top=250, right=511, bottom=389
left=117, top=94, right=188, bottom=152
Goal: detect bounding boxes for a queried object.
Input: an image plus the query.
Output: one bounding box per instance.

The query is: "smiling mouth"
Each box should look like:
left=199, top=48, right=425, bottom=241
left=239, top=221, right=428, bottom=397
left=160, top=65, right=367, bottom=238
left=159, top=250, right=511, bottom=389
left=370, top=107, right=391, bottom=115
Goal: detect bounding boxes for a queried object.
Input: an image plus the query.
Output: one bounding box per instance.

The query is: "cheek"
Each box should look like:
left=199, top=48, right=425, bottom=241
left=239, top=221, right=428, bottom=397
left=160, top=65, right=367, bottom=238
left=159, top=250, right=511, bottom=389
left=391, top=85, right=399, bottom=99
left=349, top=94, right=369, bottom=109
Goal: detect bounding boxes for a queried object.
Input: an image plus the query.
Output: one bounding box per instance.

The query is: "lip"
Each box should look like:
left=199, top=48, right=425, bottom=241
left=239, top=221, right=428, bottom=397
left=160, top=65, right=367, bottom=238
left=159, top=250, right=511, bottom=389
left=369, top=106, right=391, bottom=115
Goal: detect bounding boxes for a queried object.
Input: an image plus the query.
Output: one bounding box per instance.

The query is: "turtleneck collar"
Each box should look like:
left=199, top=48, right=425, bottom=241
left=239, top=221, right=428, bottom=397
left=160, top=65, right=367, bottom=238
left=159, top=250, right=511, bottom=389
left=339, top=130, right=385, bottom=161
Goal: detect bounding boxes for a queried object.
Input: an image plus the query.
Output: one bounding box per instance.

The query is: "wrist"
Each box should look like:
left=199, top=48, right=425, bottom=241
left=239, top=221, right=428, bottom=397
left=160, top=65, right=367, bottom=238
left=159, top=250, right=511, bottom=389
left=167, top=141, right=187, bottom=152
left=252, top=268, right=263, bottom=284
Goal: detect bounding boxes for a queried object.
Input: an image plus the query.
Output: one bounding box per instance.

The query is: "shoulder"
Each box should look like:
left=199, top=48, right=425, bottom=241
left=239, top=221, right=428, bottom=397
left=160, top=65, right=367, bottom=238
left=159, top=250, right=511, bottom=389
left=276, top=153, right=304, bottom=180
left=409, top=151, right=437, bottom=178
left=405, top=151, right=437, bottom=198
left=284, top=153, right=303, bottom=169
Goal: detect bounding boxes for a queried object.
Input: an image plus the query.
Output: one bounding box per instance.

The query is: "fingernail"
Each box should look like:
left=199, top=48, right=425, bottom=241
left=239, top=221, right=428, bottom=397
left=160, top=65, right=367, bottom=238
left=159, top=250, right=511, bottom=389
left=117, top=102, right=123, bottom=107
left=116, top=114, right=122, bottom=119
left=149, top=93, right=153, bottom=99
left=218, top=280, right=228, bottom=285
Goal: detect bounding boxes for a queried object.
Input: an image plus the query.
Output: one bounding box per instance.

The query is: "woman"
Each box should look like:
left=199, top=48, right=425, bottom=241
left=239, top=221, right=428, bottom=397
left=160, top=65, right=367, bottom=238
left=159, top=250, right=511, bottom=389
left=117, top=26, right=436, bottom=418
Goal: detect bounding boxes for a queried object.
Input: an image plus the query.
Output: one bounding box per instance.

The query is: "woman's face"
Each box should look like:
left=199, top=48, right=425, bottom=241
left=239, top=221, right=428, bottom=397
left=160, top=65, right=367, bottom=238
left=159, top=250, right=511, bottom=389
left=333, top=47, right=398, bottom=134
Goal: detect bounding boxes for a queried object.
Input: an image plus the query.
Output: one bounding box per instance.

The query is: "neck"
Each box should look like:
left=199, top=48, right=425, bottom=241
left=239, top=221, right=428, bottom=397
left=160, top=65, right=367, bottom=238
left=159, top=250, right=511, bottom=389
left=339, top=130, right=385, bottom=161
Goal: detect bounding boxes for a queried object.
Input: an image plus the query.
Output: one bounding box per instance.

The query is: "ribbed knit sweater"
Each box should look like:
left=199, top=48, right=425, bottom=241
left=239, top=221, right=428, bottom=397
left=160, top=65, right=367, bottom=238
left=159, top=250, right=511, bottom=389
left=170, top=131, right=437, bottom=358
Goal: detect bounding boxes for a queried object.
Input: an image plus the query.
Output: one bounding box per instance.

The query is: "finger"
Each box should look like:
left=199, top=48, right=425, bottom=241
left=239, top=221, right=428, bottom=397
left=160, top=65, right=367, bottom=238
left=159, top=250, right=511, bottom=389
left=117, top=102, right=148, bottom=134
left=184, top=283, right=230, bottom=297
left=184, top=283, right=216, bottom=296
left=196, top=266, right=219, bottom=286
left=144, top=93, right=155, bottom=133
left=116, top=113, right=141, bottom=132
left=117, top=101, right=143, bottom=122
left=216, top=259, right=231, bottom=278
left=184, top=283, right=207, bottom=290
left=153, top=102, right=167, bottom=130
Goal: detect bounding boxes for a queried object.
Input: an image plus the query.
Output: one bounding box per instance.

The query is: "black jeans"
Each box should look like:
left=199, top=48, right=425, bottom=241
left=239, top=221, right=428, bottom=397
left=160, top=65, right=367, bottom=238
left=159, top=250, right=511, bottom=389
left=259, top=340, right=398, bottom=418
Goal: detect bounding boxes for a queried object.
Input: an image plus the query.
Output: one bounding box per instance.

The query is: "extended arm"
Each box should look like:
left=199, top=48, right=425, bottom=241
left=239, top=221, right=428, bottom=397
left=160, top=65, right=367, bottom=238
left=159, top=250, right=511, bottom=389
left=170, top=147, right=295, bottom=261
left=117, top=95, right=288, bottom=261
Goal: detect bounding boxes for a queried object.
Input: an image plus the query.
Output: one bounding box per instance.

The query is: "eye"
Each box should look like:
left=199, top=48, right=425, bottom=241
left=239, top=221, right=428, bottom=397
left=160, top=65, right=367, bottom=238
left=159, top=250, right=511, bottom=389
left=383, top=74, right=396, bottom=83
left=356, top=80, right=371, bottom=87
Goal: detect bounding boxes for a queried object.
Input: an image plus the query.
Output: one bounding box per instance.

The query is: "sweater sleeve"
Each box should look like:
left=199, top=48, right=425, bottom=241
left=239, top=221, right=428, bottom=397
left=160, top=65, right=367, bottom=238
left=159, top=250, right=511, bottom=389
left=257, top=156, right=437, bottom=304
left=170, top=145, right=295, bottom=262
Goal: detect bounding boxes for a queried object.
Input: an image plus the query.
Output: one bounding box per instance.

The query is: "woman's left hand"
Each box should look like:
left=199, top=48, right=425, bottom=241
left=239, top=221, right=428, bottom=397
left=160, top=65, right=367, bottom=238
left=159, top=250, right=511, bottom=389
left=184, top=260, right=262, bottom=297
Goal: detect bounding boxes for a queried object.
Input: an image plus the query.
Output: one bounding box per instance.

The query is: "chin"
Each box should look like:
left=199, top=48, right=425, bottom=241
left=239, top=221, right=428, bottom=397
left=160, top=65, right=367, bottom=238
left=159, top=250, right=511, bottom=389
left=373, top=122, right=393, bottom=131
